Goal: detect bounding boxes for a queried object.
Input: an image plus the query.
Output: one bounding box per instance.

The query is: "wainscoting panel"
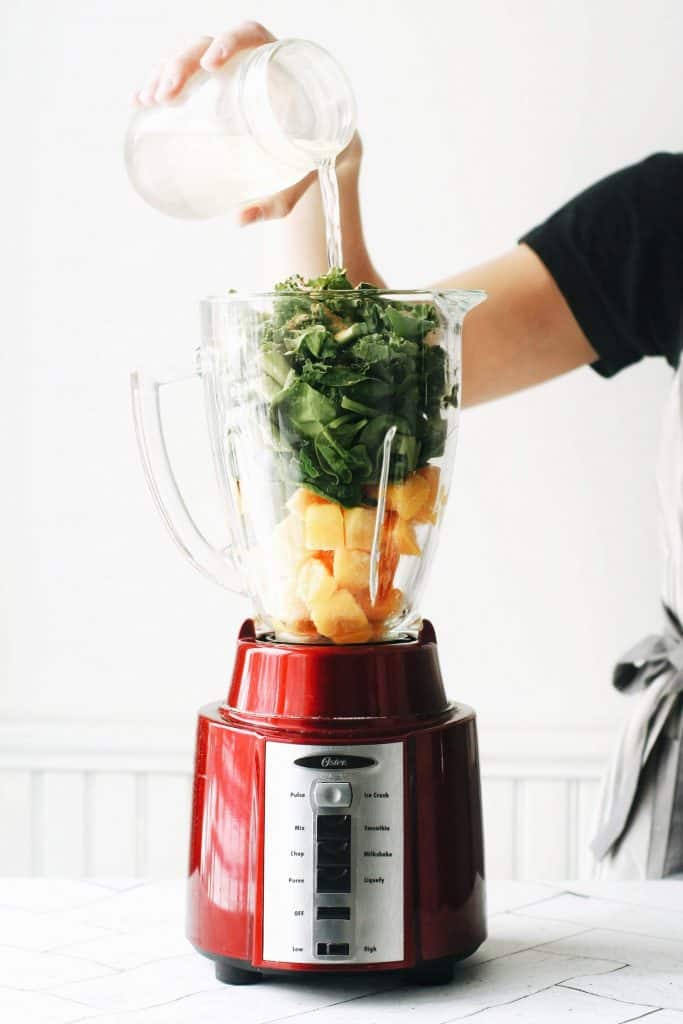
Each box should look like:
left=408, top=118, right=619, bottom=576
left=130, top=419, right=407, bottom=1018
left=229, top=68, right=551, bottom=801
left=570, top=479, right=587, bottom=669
left=0, top=721, right=609, bottom=879
left=42, top=771, right=87, bottom=877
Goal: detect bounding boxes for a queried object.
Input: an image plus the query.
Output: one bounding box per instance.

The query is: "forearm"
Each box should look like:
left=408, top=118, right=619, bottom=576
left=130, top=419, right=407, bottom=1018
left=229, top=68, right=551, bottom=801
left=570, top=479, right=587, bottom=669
left=432, top=245, right=598, bottom=406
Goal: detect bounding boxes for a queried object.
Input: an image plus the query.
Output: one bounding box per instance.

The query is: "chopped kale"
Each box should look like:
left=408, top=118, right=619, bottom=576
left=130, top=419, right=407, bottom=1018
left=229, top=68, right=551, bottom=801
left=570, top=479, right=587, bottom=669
left=258, top=269, right=454, bottom=506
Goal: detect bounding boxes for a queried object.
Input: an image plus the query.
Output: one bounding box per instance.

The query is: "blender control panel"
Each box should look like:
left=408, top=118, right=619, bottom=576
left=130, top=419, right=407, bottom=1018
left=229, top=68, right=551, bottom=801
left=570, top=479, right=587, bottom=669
left=262, top=741, right=404, bottom=965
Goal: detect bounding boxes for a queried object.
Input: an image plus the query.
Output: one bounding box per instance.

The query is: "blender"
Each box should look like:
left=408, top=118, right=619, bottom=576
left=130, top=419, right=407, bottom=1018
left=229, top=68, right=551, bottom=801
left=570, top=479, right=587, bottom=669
left=131, top=279, right=487, bottom=984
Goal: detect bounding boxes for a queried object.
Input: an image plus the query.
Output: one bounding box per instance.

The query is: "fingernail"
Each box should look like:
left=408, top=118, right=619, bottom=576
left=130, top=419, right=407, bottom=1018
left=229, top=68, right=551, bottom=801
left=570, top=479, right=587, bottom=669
left=240, top=206, right=263, bottom=225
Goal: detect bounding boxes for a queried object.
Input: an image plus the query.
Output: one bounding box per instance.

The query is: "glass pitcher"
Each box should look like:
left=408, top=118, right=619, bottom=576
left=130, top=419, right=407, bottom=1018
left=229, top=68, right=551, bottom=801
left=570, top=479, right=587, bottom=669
left=131, top=283, right=485, bottom=644
left=125, top=39, right=356, bottom=219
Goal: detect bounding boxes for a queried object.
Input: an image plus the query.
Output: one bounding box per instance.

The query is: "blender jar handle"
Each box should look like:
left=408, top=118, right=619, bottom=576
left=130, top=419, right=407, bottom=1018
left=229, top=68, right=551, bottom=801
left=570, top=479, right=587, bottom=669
left=130, top=369, right=244, bottom=594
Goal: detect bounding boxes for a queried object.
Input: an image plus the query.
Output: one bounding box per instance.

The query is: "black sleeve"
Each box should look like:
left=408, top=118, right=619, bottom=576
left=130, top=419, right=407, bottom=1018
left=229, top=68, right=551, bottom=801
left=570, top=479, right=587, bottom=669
left=520, top=152, right=683, bottom=377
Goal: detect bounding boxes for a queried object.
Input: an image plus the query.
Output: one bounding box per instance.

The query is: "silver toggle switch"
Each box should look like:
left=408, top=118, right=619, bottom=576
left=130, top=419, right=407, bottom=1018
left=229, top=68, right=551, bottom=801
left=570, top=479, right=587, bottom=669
left=314, top=781, right=352, bottom=808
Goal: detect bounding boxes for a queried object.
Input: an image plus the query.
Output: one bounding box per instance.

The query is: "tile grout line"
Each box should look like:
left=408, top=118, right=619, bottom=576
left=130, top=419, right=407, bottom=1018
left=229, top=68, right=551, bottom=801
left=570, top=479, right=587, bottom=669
left=620, top=1010, right=667, bottom=1023
left=470, top=924, right=594, bottom=966
left=559, top=976, right=663, bottom=1011
left=509, top=907, right=683, bottom=944
left=257, top=984, right=404, bottom=1024
left=561, top=886, right=683, bottom=912
left=533, top=942, right=630, bottom=965
left=436, top=964, right=642, bottom=1024
left=500, top=888, right=574, bottom=913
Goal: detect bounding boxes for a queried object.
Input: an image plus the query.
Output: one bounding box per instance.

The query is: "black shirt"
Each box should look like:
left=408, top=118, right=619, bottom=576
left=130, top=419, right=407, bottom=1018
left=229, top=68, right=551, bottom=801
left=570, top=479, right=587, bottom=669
left=520, top=153, right=683, bottom=378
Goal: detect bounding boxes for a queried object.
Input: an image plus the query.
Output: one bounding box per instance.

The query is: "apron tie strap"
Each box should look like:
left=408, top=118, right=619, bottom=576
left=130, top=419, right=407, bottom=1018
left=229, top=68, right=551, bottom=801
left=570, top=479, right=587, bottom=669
left=591, top=612, right=683, bottom=862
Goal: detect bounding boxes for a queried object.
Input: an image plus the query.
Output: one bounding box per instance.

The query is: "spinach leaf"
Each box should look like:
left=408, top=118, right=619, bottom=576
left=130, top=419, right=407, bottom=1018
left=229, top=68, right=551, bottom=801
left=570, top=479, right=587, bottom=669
left=271, top=379, right=337, bottom=440
left=256, top=269, right=456, bottom=506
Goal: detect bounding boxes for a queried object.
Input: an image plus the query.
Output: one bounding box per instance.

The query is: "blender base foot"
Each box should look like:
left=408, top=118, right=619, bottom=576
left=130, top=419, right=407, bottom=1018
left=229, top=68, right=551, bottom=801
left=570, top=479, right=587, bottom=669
left=411, top=956, right=456, bottom=986
left=215, top=961, right=262, bottom=985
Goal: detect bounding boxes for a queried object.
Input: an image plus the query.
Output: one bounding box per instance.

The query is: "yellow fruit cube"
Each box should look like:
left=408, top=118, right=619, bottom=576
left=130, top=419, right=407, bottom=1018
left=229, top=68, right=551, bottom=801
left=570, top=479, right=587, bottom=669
left=385, top=473, right=430, bottom=520
left=310, top=588, right=371, bottom=643
left=329, top=627, right=373, bottom=645
left=413, top=465, right=441, bottom=524
left=333, top=548, right=371, bottom=591
left=269, top=581, right=308, bottom=623
left=296, top=558, right=337, bottom=607
left=304, top=503, right=344, bottom=550
left=358, top=587, right=404, bottom=622
left=344, top=506, right=378, bottom=551
left=271, top=514, right=307, bottom=569
left=274, top=617, right=319, bottom=640
left=286, top=487, right=329, bottom=519
left=392, top=517, right=421, bottom=556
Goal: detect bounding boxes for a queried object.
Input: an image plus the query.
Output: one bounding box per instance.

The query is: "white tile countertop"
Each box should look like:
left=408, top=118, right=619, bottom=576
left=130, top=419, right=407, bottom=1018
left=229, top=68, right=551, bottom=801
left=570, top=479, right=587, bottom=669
left=0, top=879, right=682, bottom=1023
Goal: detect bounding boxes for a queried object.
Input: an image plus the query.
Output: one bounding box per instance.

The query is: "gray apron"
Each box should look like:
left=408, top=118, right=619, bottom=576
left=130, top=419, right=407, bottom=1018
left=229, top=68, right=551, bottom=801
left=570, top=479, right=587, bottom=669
left=591, top=365, right=683, bottom=878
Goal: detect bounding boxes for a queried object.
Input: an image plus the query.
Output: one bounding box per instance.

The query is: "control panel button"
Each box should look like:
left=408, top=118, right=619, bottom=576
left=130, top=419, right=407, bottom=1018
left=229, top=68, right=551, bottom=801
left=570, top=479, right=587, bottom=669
left=317, top=840, right=351, bottom=866
left=316, top=942, right=328, bottom=956
left=314, top=782, right=352, bottom=808
left=328, top=942, right=350, bottom=956
left=316, top=906, right=351, bottom=920
left=316, top=814, right=351, bottom=840
left=317, top=866, right=351, bottom=893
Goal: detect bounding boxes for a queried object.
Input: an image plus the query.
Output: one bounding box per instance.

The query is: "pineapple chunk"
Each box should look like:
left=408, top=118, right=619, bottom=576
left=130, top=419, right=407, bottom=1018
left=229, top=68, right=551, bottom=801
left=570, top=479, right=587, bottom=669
left=329, top=627, right=373, bottom=644
left=304, top=502, right=344, bottom=550
left=296, top=557, right=337, bottom=607
left=358, top=587, right=404, bottom=622
left=412, top=466, right=441, bottom=524
left=271, top=514, right=307, bottom=570
left=344, top=506, right=378, bottom=551
left=268, top=581, right=308, bottom=624
left=333, top=548, right=371, bottom=591
left=314, top=550, right=334, bottom=573
left=275, top=617, right=319, bottom=639
left=392, top=517, right=421, bottom=556
left=286, top=486, right=329, bottom=519
left=385, top=473, right=430, bottom=520
left=310, top=588, right=371, bottom=643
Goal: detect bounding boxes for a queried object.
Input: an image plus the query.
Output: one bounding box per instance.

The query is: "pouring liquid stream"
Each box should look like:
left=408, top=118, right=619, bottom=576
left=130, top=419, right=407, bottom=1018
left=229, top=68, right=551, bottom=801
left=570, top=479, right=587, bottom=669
left=317, top=157, right=343, bottom=270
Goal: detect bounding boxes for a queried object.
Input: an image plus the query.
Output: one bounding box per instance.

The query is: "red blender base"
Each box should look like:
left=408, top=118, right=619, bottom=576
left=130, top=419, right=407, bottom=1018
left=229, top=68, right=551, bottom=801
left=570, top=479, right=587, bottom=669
left=186, top=620, right=486, bottom=985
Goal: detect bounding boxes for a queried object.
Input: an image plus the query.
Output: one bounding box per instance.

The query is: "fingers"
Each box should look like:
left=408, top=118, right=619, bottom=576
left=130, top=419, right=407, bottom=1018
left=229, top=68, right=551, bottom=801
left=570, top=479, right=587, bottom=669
left=155, top=35, right=213, bottom=102
left=237, top=170, right=318, bottom=226
left=135, top=65, right=163, bottom=107
left=132, top=35, right=212, bottom=107
left=200, top=21, right=275, bottom=71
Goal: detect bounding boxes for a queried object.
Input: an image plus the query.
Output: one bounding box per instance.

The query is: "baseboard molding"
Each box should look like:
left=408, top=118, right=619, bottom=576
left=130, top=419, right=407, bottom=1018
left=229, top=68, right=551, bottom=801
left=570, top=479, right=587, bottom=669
left=0, top=717, right=613, bottom=776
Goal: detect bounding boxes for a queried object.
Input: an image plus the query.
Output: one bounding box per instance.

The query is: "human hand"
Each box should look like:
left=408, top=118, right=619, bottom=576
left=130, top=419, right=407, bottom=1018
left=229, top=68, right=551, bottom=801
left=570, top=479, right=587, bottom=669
left=131, top=21, right=362, bottom=225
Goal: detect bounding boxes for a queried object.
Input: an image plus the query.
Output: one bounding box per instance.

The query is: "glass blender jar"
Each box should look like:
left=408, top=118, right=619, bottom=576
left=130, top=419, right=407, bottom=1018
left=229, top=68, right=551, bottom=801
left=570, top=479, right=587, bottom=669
left=131, top=284, right=485, bottom=644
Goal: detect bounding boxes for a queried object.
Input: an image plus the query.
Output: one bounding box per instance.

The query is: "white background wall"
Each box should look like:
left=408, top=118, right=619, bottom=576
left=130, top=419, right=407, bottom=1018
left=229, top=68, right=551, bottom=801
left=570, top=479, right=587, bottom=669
left=2, top=0, right=681, bottom=876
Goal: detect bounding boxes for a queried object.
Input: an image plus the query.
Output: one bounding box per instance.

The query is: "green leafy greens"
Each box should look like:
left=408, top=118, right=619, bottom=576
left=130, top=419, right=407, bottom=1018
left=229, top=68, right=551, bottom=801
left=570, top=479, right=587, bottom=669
left=260, top=269, right=455, bottom=507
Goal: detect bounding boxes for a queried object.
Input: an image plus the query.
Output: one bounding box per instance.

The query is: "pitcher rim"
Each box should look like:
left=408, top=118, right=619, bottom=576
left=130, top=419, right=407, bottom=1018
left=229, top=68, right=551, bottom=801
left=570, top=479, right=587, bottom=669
left=202, top=288, right=487, bottom=302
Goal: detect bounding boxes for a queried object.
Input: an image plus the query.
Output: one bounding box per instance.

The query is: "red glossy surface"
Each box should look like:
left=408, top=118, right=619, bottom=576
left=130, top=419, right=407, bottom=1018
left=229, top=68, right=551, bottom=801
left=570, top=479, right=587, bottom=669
left=226, top=619, right=449, bottom=727
left=410, top=718, right=486, bottom=960
left=186, top=624, right=486, bottom=973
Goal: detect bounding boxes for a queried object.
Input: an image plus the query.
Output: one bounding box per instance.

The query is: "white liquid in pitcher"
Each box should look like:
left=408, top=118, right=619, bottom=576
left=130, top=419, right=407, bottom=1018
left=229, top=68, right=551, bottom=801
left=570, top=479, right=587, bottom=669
left=127, top=127, right=312, bottom=220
